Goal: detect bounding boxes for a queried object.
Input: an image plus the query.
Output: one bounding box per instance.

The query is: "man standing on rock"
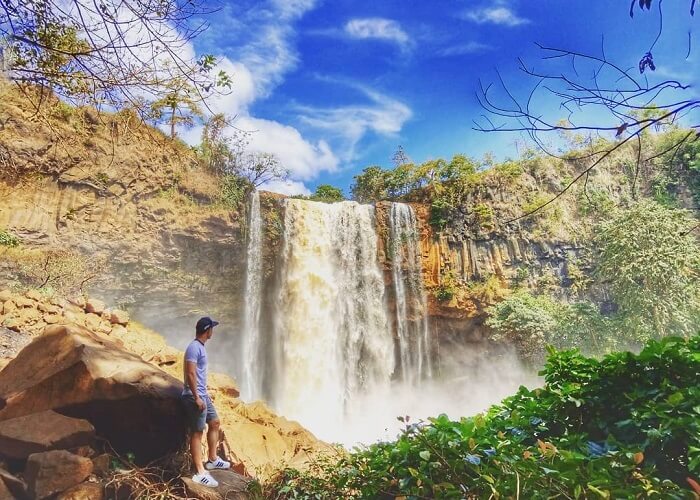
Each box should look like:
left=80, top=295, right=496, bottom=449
left=182, top=316, right=230, bottom=488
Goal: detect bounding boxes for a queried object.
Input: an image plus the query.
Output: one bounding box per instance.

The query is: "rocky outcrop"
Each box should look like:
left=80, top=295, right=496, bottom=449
left=182, top=469, right=252, bottom=500
left=24, top=450, right=93, bottom=500
left=0, top=410, right=94, bottom=460
left=0, top=324, right=187, bottom=462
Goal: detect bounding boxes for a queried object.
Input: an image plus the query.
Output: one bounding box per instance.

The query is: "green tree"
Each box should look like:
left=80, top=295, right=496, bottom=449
left=596, top=201, right=700, bottom=339
left=351, top=166, right=388, bottom=203
left=310, top=185, right=344, bottom=203
left=151, top=78, right=204, bottom=139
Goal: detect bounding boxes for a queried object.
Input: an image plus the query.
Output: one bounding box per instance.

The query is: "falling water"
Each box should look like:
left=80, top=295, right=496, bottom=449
left=389, top=203, right=432, bottom=383
left=241, top=190, right=263, bottom=401
left=271, top=199, right=395, bottom=438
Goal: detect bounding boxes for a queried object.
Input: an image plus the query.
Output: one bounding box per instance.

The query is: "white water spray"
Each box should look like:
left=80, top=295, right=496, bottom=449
left=241, top=190, right=263, bottom=401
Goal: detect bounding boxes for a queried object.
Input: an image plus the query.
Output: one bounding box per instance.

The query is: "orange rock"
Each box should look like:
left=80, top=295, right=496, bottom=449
left=0, top=325, right=187, bottom=462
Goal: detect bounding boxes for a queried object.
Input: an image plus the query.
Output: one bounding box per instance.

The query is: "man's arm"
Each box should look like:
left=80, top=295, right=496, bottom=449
left=185, top=361, right=205, bottom=411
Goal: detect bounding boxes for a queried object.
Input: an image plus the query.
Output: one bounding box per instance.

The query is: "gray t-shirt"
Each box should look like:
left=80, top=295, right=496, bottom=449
left=182, top=339, right=208, bottom=397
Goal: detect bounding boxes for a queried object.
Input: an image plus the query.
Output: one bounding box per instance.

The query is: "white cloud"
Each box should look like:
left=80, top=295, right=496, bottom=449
left=293, top=83, right=412, bottom=160
left=261, top=179, right=312, bottom=196
left=344, top=18, right=409, bottom=45
left=236, top=116, right=339, bottom=181
left=462, top=5, right=529, bottom=26
left=438, top=41, right=492, bottom=56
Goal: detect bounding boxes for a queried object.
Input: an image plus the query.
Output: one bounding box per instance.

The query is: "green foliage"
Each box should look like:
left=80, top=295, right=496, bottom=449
left=219, top=174, right=252, bottom=209
left=595, top=201, right=700, bottom=340
left=577, top=188, right=616, bottom=218
left=351, top=166, right=389, bottom=203
left=308, top=184, right=345, bottom=203
left=50, top=100, right=75, bottom=122
left=429, top=197, right=451, bottom=230
left=265, top=335, right=700, bottom=499
left=0, top=229, right=20, bottom=247
left=486, top=291, right=610, bottom=361
left=435, top=270, right=458, bottom=302
left=472, top=203, right=494, bottom=230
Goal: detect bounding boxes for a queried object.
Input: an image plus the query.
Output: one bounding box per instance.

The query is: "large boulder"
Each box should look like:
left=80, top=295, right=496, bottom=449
left=0, top=410, right=94, bottom=460
left=25, top=450, right=93, bottom=500
left=56, top=482, right=104, bottom=500
left=0, top=325, right=187, bottom=462
left=181, top=470, right=251, bottom=500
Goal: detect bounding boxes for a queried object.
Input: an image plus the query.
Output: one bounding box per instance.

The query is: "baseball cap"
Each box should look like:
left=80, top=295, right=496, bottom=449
left=196, top=316, right=219, bottom=335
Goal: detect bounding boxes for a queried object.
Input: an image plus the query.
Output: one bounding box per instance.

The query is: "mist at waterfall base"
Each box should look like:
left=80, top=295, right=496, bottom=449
left=314, top=345, right=537, bottom=446
left=239, top=196, right=539, bottom=447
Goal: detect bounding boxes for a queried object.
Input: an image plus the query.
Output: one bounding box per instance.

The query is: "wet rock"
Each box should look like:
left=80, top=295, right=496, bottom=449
left=25, top=450, right=93, bottom=500
left=0, top=410, right=94, bottom=460
left=0, top=325, right=187, bottom=462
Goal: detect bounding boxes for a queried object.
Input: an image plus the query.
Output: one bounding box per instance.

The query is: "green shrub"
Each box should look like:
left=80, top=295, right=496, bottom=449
left=264, top=335, right=700, bottom=499
left=472, top=203, right=494, bottom=230
left=50, top=101, right=74, bottom=122
left=434, top=270, right=458, bottom=302
left=0, top=229, right=20, bottom=247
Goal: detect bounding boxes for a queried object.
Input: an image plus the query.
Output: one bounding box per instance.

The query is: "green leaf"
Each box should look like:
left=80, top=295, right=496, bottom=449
left=419, top=450, right=431, bottom=461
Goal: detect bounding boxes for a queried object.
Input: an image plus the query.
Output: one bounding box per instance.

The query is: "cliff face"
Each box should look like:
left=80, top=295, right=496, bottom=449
left=0, top=84, right=248, bottom=369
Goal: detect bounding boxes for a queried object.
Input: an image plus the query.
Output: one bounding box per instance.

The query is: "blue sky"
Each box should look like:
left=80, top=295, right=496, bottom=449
left=183, top=0, right=698, bottom=196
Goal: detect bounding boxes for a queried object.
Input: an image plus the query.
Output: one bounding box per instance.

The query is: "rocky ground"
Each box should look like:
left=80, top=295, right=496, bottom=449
left=0, top=288, right=328, bottom=499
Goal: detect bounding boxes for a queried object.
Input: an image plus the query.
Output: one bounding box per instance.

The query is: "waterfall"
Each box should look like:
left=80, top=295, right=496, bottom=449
left=272, top=199, right=395, bottom=436
left=241, top=190, right=263, bottom=401
left=389, top=203, right=432, bottom=383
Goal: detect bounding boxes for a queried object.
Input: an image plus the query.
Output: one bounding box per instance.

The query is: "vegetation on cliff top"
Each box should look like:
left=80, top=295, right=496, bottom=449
left=263, top=334, right=700, bottom=499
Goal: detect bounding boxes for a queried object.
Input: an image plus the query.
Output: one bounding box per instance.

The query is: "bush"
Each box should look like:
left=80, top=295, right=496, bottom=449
left=265, top=335, right=700, bottom=499
left=0, top=229, right=20, bottom=247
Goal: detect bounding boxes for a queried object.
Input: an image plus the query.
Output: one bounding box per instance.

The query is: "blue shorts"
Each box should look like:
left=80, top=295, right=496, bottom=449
left=182, top=394, right=219, bottom=432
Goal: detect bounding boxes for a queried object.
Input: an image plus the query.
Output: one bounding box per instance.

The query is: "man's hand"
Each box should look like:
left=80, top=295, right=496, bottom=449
left=195, top=396, right=206, bottom=412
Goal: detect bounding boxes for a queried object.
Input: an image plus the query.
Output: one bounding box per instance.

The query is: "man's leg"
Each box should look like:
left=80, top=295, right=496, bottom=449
left=206, top=419, right=220, bottom=462
left=190, top=431, right=206, bottom=475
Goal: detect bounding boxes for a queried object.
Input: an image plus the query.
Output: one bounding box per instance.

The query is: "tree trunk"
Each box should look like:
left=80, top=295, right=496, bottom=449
left=170, top=103, right=176, bottom=138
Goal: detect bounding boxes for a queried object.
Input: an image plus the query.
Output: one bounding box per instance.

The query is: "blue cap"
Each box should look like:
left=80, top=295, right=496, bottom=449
left=196, top=316, right=219, bottom=335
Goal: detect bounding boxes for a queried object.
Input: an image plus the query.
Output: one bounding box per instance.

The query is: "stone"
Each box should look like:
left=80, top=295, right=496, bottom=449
left=14, top=297, right=35, bottom=309
left=0, top=291, right=12, bottom=303
left=37, top=303, right=60, bottom=315
left=56, top=481, right=104, bottom=500
left=25, top=291, right=42, bottom=302
left=0, top=467, right=28, bottom=499
left=181, top=469, right=252, bottom=500
left=25, top=450, right=93, bottom=500
left=91, top=454, right=111, bottom=478
left=2, top=301, right=16, bottom=315
left=43, top=313, right=62, bottom=324
left=109, top=324, right=127, bottom=337
left=18, top=308, right=41, bottom=325
left=84, top=299, right=105, bottom=315
left=109, top=310, right=129, bottom=326
left=0, top=410, right=94, bottom=460
left=0, top=325, right=187, bottom=462
left=66, top=296, right=86, bottom=310
left=2, top=317, right=20, bottom=333
left=83, top=313, right=102, bottom=331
